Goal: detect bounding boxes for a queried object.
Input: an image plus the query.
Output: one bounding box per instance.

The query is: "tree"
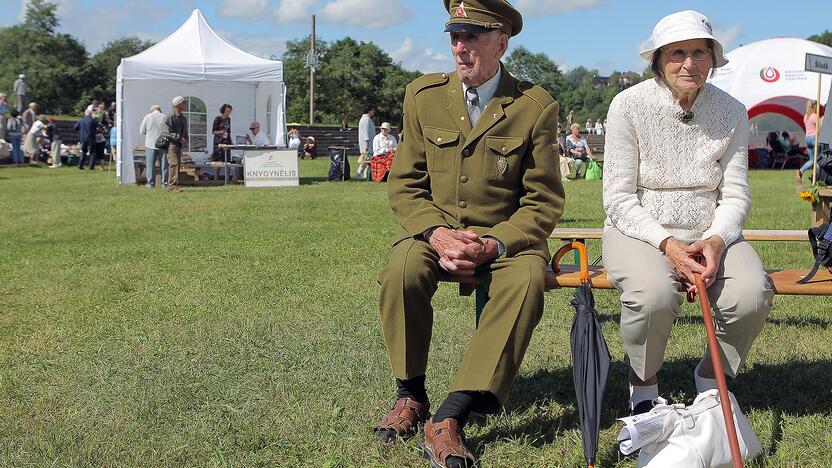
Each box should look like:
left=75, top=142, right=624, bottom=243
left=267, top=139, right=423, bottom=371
left=504, top=46, right=565, bottom=120
left=282, top=36, right=417, bottom=125
left=808, top=30, right=832, bottom=48
left=24, top=0, right=59, bottom=34
left=0, top=25, right=87, bottom=114
left=77, top=37, right=154, bottom=111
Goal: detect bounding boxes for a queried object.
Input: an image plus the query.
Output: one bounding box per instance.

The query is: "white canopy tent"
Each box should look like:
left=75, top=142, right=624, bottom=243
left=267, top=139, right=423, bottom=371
left=709, top=37, right=831, bottom=130
left=116, top=9, right=286, bottom=184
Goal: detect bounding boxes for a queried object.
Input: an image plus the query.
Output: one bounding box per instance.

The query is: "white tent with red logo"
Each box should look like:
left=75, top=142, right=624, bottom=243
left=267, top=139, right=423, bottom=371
left=709, top=37, right=831, bottom=130
left=115, top=9, right=286, bottom=184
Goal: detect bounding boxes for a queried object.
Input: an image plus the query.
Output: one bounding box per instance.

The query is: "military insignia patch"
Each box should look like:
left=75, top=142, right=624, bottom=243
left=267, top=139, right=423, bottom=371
left=455, top=2, right=468, bottom=18
left=497, top=156, right=508, bottom=176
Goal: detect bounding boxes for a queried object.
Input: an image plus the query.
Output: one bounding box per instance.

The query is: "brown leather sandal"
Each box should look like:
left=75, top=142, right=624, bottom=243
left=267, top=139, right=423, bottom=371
left=421, top=418, right=476, bottom=468
left=373, top=397, right=430, bottom=443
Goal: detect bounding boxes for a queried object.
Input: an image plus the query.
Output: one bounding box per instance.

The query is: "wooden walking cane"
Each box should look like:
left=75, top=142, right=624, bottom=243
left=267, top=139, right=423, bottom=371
left=693, top=270, right=744, bottom=468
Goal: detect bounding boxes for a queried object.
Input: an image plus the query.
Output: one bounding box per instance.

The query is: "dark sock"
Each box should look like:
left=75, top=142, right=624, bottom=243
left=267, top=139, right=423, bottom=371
left=396, top=375, right=428, bottom=405
left=432, top=391, right=476, bottom=427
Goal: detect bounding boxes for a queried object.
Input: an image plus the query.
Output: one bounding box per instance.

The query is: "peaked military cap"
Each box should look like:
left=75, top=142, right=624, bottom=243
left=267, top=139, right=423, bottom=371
left=443, top=0, right=523, bottom=37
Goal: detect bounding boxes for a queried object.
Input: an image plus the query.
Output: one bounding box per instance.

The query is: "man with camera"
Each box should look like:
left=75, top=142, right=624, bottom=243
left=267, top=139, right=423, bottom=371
left=165, top=96, right=189, bottom=193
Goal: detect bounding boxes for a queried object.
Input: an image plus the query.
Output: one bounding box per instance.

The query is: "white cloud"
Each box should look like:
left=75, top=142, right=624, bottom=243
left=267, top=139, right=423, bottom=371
left=218, top=30, right=288, bottom=59
left=219, top=0, right=269, bottom=21
left=713, top=24, right=741, bottom=50
left=390, top=37, right=450, bottom=73
left=273, top=0, right=319, bottom=23
left=514, top=0, right=604, bottom=17
left=318, top=0, right=411, bottom=29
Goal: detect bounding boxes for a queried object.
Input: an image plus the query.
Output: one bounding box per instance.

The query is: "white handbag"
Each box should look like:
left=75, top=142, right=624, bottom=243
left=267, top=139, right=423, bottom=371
left=635, top=389, right=762, bottom=468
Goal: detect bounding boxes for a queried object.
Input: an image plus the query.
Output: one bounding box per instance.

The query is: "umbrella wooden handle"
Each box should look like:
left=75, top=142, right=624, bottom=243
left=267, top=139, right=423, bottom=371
left=694, top=272, right=744, bottom=468
left=551, top=241, right=589, bottom=284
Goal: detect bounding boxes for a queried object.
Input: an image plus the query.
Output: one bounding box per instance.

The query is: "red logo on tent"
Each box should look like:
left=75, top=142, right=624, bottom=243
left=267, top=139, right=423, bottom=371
left=759, top=67, right=780, bottom=83
left=455, top=2, right=468, bottom=18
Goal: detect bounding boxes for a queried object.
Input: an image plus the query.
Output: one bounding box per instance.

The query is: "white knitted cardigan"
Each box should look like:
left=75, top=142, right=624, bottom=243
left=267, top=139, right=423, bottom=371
left=602, top=78, right=750, bottom=249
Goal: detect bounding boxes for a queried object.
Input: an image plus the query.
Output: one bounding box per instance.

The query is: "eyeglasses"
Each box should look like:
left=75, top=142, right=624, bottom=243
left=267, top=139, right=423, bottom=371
left=663, top=47, right=711, bottom=63
left=249, top=127, right=258, bottom=131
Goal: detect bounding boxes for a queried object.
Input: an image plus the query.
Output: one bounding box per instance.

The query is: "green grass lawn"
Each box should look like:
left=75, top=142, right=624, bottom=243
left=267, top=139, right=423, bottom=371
left=0, top=162, right=830, bottom=467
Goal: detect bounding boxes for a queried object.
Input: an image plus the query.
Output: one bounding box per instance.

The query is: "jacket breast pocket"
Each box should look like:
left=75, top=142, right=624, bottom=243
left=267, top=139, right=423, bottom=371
left=484, top=136, right=526, bottom=183
left=423, top=126, right=460, bottom=174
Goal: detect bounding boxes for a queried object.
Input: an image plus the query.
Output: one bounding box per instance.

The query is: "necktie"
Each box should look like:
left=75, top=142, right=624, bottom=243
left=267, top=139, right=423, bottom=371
left=466, top=87, right=481, bottom=127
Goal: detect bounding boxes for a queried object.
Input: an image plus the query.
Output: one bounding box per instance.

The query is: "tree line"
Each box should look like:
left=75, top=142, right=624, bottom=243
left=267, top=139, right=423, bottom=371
left=4, top=0, right=831, bottom=125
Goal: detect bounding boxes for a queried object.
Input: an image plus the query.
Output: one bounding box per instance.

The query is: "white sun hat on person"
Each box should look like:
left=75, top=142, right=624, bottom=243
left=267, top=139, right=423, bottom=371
left=639, top=10, right=728, bottom=67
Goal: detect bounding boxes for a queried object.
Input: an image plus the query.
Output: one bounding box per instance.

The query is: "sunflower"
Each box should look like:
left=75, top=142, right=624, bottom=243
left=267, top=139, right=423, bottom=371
left=799, top=191, right=817, bottom=203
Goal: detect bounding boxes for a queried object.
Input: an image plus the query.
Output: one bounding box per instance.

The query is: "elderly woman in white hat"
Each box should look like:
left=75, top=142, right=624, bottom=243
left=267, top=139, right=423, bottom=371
left=372, top=121, right=397, bottom=157
left=602, top=10, right=773, bottom=415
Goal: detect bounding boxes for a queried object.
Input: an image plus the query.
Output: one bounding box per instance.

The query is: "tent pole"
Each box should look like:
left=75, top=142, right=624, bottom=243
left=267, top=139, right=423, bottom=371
left=309, top=15, right=316, bottom=125
left=813, top=74, right=822, bottom=185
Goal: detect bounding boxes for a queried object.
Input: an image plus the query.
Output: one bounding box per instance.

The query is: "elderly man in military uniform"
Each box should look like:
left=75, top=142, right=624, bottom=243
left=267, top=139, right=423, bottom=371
left=373, top=1, right=565, bottom=467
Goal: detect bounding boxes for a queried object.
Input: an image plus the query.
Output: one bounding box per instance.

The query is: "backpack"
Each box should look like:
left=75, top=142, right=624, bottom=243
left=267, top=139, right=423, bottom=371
left=797, top=221, right=832, bottom=284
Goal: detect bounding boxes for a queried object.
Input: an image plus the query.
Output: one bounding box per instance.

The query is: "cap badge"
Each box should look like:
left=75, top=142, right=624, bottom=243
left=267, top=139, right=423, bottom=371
left=455, top=2, right=468, bottom=18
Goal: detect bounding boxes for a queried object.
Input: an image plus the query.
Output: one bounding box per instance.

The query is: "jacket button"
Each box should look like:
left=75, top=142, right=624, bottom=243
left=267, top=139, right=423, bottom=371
left=458, top=201, right=467, bottom=209
left=459, top=175, right=468, bottom=183
left=461, top=149, right=471, bottom=157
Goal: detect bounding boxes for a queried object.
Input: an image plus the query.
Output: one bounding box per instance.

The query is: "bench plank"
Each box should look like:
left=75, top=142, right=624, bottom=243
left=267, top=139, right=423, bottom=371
left=550, top=228, right=808, bottom=242
left=543, top=265, right=832, bottom=296
left=444, top=266, right=832, bottom=296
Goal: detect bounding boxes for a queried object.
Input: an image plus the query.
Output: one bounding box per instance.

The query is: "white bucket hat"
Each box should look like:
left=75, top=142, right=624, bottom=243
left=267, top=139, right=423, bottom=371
left=172, top=96, right=185, bottom=106
left=639, top=10, right=728, bottom=67
left=380, top=122, right=391, bottom=130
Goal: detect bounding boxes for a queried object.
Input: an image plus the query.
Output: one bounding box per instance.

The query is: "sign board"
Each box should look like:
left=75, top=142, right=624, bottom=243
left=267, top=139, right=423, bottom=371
left=805, top=53, right=832, bottom=75
left=243, top=149, right=299, bottom=188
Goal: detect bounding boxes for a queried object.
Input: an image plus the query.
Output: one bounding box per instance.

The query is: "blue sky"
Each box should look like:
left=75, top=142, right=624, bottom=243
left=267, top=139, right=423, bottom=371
left=2, top=0, right=830, bottom=75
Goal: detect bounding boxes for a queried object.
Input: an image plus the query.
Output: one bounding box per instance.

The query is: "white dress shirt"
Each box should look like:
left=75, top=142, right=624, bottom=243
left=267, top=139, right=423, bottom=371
left=248, top=130, right=271, bottom=146
left=372, top=132, right=397, bottom=156
left=461, top=67, right=502, bottom=117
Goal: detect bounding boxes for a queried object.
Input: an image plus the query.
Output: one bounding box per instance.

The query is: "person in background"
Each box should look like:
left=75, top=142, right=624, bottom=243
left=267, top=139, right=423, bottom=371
left=6, top=109, right=24, bottom=164
left=165, top=96, right=189, bottom=192
left=340, top=118, right=351, bottom=131
left=107, top=101, right=116, bottom=124
left=0, top=93, right=8, bottom=141
left=246, top=121, right=270, bottom=146
left=108, top=119, right=117, bottom=164
left=22, top=102, right=37, bottom=134
left=566, top=109, right=574, bottom=127
left=93, top=113, right=107, bottom=168
left=798, top=100, right=819, bottom=182
left=603, top=10, right=772, bottom=418
left=302, top=136, right=317, bottom=159
left=556, top=124, right=572, bottom=181
left=13, top=74, right=27, bottom=113
left=372, top=122, right=397, bottom=156
left=46, top=117, right=62, bottom=168
left=140, top=105, right=168, bottom=188
left=565, top=122, right=594, bottom=178
left=594, top=118, right=604, bottom=135
left=585, top=118, right=593, bottom=134
left=24, top=116, right=46, bottom=163
left=211, top=104, right=233, bottom=162
left=355, top=103, right=375, bottom=180
left=85, top=99, right=99, bottom=117
left=74, top=112, right=99, bottom=170
left=287, top=127, right=301, bottom=149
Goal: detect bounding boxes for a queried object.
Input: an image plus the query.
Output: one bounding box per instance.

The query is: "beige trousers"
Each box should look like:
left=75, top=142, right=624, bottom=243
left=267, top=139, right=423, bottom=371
left=602, top=228, right=773, bottom=380
left=558, top=155, right=573, bottom=180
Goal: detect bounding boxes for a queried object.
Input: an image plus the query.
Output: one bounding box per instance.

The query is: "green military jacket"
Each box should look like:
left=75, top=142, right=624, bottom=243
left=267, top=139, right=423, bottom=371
left=387, top=65, right=565, bottom=261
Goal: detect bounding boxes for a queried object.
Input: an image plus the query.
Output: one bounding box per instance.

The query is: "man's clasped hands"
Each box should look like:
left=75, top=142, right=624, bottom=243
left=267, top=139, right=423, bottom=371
left=425, top=227, right=500, bottom=276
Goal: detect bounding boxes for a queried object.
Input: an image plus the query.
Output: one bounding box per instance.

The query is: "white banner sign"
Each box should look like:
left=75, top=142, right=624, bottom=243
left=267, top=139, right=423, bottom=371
left=243, top=149, right=299, bottom=188
left=805, top=53, right=832, bottom=75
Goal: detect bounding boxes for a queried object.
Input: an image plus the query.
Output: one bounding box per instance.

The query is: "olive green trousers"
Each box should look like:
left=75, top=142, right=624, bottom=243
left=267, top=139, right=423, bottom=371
left=378, top=238, right=547, bottom=413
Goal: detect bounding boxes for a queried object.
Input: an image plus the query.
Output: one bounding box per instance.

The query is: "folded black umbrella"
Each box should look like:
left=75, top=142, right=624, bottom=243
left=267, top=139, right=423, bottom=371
left=553, top=242, right=611, bottom=468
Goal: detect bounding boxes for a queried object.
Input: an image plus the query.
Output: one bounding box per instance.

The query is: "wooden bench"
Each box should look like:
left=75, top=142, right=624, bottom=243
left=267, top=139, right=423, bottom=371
left=814, top=188, right=832, bottom=226
left=442, top=228, right=831, bottom=324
